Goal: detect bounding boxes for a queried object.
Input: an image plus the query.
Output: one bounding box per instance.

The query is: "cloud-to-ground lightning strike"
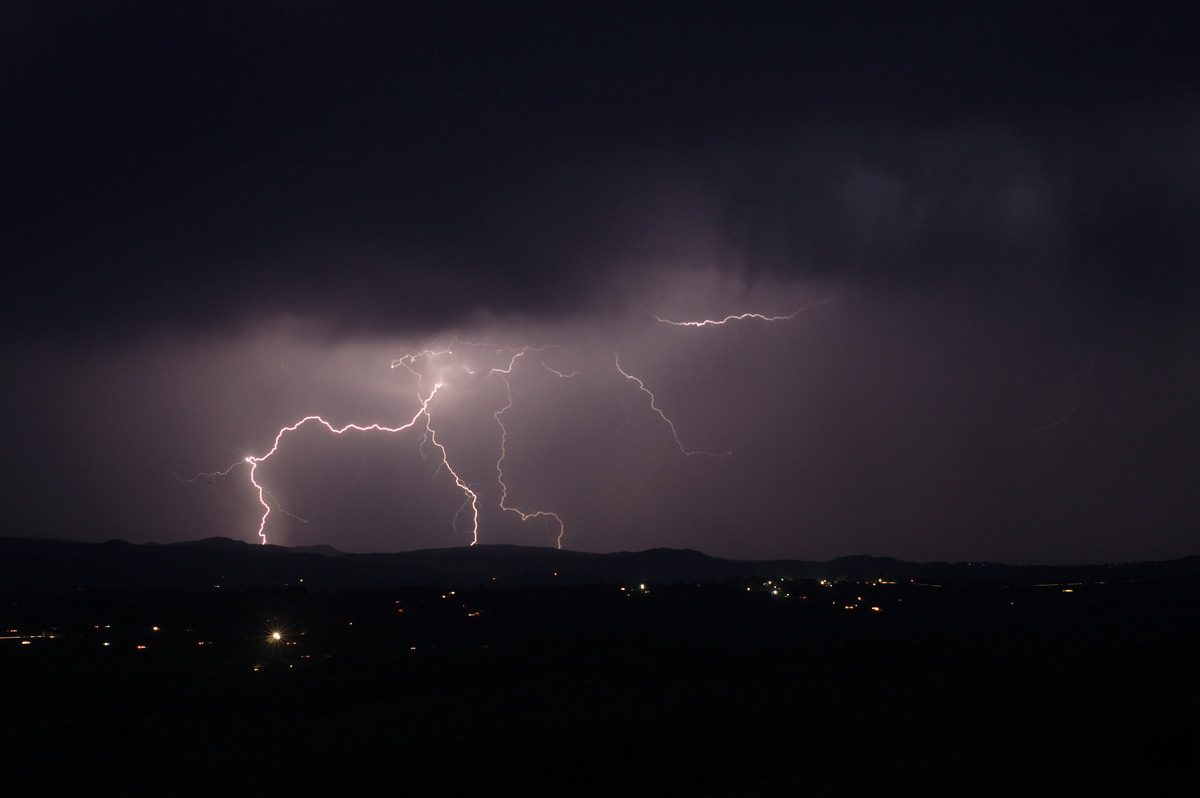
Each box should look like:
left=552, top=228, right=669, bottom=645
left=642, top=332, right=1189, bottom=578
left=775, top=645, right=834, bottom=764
left=186, top=306, right=823, bottom=547
left=493, top=371, right=567, bottom=547
left=183, top=386, right=447, bottom=545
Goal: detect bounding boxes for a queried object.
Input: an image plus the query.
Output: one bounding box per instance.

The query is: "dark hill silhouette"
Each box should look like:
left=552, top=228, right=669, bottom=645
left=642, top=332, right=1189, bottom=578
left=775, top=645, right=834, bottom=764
left=0, top=535, right=1197, bottom=591
left=0, top=536, right=438, bottom=591
left=173, top=536, right=257, bottom=550
left=3, top=538, right=1198, bottom=797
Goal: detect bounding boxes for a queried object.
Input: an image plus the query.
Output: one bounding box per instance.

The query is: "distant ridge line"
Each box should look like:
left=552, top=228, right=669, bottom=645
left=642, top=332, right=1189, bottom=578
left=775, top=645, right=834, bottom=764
left=0, top=536, right=1196, bottom=592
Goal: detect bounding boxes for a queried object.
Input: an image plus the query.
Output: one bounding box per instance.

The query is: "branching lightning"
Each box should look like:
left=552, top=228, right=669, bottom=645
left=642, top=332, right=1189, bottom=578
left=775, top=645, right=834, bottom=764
left=494, top=371, right=566, bottom=547
left=184, top=304, right=827, bottom=548
left=183, top=386, right=445, bottom=545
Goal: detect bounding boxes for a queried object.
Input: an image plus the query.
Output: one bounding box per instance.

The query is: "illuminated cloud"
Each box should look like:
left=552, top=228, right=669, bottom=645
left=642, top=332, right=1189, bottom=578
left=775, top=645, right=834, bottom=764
left=2, top=4, right=1196, bottom=562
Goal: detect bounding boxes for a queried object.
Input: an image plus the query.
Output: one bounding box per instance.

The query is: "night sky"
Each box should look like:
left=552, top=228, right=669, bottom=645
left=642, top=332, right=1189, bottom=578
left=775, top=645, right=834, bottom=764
left=3, top=2, right=1197, bottom=563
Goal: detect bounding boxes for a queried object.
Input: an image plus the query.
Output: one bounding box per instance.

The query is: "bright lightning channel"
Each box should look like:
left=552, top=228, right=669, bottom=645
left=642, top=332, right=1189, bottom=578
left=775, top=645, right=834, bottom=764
left=186, top=306, right=821, bottom=547
left=185, top=385, right=447, bottom=546
left=493, top=369, right=567, bottom=548
left=184, top=343, right=577, bottom=547
left=652, top=299, right=834, bottom=327
left=614, top=354, right=731, bottom=457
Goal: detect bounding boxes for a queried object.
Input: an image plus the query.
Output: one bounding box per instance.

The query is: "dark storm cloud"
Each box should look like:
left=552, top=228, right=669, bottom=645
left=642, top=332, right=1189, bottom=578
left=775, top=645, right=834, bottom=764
left=5, top=1, right=1196, bottom=337
left=2, top=2, right=1197, bottom=562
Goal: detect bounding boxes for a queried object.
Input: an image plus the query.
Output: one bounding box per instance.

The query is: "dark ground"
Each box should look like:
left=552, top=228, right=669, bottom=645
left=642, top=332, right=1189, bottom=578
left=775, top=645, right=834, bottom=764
left=3, top=572, right=1198, bottom=796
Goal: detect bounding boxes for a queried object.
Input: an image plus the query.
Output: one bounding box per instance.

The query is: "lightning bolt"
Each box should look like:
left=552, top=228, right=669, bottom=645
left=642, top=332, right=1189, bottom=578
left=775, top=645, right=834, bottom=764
left=614, top=354, right=731, bottom=457
left=184, top=386, right=445, bottom=545
left=494, top=372, right=566, bottom=548
left=185, top=304, right=824, bottom=547
left=652, top=298, right=835, bottom=327
left=420, top=405, right=481, bottom=544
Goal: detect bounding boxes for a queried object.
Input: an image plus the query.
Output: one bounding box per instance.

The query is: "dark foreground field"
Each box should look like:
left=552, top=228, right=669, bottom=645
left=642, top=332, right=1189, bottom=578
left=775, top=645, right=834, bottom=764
left=2, top=548, right=1198, bottom=795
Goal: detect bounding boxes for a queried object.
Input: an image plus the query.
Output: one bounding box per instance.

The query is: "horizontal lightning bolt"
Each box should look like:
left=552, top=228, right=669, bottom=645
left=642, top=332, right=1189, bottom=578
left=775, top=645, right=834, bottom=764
left=652, top=298, right=835, bottom=327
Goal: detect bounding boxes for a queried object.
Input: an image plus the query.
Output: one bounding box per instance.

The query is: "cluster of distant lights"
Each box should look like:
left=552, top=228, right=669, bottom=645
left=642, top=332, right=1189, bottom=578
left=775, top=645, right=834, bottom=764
left=3, top=579, right=1110, bottom=663
left=739, top=577, right=891, bottom=611
left=183, top=303, right=832, bottom=549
